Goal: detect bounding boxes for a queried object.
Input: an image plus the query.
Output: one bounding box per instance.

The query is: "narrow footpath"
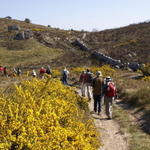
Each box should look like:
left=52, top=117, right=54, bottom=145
left=88, top=99, right=129, bottom=150
left=78, top=89, right=129, bottom=150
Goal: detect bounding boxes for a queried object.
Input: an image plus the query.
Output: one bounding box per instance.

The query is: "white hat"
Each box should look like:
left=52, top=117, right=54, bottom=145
left=106, top=76, right=112, bottom=81
left=96, top=71, right=102, bottom=76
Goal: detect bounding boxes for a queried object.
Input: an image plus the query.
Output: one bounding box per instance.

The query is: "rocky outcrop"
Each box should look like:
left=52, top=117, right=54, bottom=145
left=8, top=25, right=21, bottom=31
left=91, top=51, right=142, bottom=71
left=71, top=40, right=90, bottom=51
left=13, top=30, right=33, bottom=40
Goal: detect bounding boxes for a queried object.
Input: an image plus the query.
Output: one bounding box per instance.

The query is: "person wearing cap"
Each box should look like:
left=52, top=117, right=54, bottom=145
left=61, top=67, right=69, bottom=85
left=103, top=76, right=116, bottom=119
left=92, top=71, right=104, bottom=115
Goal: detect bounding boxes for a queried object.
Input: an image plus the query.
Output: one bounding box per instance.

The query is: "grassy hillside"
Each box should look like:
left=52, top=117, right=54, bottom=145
left=0, top=18, right=150, bottom=67
left=85, top=22, right=150, bottom=63
left=0, top=39, right=63, bottom=67
left=0, top=18, right=92, bottom=68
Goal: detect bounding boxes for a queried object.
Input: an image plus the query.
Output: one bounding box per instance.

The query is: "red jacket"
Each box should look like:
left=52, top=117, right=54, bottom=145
left=0, top=67, right=4, bottom=72
left=40, top=68, right=46, bottom=74
left=105, top=82, right=116, bottom=97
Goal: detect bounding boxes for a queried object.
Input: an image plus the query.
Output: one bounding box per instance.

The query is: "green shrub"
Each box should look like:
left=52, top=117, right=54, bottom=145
left=24, top=18, right=31, bottom=23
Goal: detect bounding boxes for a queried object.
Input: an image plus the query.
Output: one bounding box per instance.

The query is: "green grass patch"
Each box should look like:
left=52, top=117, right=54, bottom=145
left=0, top=39, right=63, bottom=66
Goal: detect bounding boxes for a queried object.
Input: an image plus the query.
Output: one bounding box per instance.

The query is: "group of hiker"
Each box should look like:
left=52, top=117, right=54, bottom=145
left=0, top=64, right=116, bottom=119
left=0, top=65, right=23, bottom=77
left=79, top=69, right=116, bottom=120
left=0, top=65, right=53, bottom=78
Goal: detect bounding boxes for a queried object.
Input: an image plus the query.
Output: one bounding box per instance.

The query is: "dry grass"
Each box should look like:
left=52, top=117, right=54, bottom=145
left=0, top=39, right=63, bottom=67
left=114, top=105, right=150, bottom=150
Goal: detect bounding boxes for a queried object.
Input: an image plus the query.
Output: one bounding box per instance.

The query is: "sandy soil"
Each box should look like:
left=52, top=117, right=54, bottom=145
left=88, top=99, right=129, bottom=150
left=78, top=89, right=129, bottom=150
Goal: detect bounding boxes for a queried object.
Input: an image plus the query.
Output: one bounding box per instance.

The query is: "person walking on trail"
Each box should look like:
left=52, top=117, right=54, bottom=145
left=39, top=67, right=46, bottom=79
left=61, top=67, right=69, bottom=85
left=32, top=69, right=37, bottom=78
left=79, top=71, right=86, bottom=96
left=0, top=66, right=4, bottom=76
left=92, top=71, right=104, bottom=115
left=103, top=76, right=117, bottom=119
left=84, top=69, right=93, bottom=100
left=46, top=65, right=52, bottom=75
left=3, top=67, right=8, bottom=77
left=14, top=68, right=22, bottom=76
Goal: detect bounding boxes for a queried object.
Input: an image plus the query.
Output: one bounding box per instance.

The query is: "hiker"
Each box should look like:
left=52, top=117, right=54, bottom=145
left=0, top=66, right=4, bottom=76
left=79, top=71, right=86, bottom=96
left=92, top=71, right=104, bottom=115
left=46, top=65, right=52, bottom=75
left=61, top=67, right=69, bottom=85
left=39, top=67, right=46, bottom=79
left=3, top=67, right=8, bottom=77
left=84, top=69, right=93, bottom=100
left=32, top=69, right=37, bottom=77
left=103, top=76, right=116, bottom=119
left=14, top=68, right=22, bottom=76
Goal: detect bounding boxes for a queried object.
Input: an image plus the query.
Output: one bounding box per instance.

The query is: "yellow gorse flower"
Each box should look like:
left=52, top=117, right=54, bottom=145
left=0, top=78, right=100, bottom=150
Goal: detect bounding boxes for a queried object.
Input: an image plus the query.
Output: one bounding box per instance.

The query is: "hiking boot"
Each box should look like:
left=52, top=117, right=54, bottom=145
left=107, top=117, right=112, bottom=120
left=98, top=112, right=101, bottom=115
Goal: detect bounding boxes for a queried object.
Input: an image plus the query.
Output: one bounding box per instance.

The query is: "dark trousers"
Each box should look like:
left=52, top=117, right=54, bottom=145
left=62, top=77, right=68, bottom=85
left=93, top=95, right=102, bottom=113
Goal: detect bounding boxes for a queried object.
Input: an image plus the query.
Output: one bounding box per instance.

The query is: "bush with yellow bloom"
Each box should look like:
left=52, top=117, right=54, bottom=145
left=0, top=78, right=100, bottom=150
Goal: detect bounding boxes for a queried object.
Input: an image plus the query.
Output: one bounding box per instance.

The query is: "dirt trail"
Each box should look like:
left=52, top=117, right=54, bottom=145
left=88, top=99, right=129, bottom=150
left=78, top=89, right=129, bottom=150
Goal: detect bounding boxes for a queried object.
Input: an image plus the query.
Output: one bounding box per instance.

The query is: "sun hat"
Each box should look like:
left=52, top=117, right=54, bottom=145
left=96, top=71, right=102, bottom=76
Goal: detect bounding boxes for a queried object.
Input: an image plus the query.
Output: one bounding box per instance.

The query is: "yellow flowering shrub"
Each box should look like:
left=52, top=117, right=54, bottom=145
left=0, top=78, right=100, bottom=150
left=72, top=65, right=116, bottom=77
left=142, top=76, right=150, bottom=81
left=52, top=69, right=61, bottom=77
left=32, top=28, right=45, bottom=32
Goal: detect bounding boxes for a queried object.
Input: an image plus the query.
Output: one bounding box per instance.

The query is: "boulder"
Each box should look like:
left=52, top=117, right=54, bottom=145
left=14, top=30, right=33, bottom=40
left=8, top=25, right=21, bottom=31
left=13, top=32, right=25, bottom=40
left=24, top=29, right=33, bottom=39
left=71, top=40, right=90, bottom=51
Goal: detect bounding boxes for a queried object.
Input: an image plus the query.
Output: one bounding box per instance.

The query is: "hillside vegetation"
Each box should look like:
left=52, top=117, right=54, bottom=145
left=0, top=18, right=150, bottom=68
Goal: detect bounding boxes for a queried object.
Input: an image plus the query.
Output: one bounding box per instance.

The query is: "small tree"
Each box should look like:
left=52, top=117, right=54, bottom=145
left=47, top=25, right=51, bottom=28
left=24, top=18, right=31, bottom=23
left=5, top=16, right=12, bottom=19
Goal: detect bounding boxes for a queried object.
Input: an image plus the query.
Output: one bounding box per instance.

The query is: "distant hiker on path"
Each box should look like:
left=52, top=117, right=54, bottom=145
left=61, top=67, right=69, bottom=85
left=79, top=71, right=86, bottom=96
left=92, top=71, right=104, bottom=115
left=3, top=67, right=8, bottom=77
left=103, top=76, right=116, bottom=119
left=46, top=65, right=52, bottom=75
left=32, top=69, right=37, bottom=77
left=0, top=66, right=4, bottom=76
left=84, top=69, right=93, bottom=100
left=39, top=67, right=46, bottom=79
left=14, top=68, right=22, bottom=76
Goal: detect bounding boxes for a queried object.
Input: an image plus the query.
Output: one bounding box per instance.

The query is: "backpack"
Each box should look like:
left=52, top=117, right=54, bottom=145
left=85, top=73, right=93, bottom=83
left=46, top=68, right=52, bottom=74
left=106, top=82, right=116, bottom=97
left=62, top=70, right=68, bottom=79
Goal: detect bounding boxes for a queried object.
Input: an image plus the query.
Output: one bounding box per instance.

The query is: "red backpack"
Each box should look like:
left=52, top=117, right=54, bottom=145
left=106, top=82, right=116, bottom=97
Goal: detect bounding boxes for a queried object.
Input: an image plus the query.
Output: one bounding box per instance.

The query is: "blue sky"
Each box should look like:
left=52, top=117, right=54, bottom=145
left=0, top=0, right=150, bottom=31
